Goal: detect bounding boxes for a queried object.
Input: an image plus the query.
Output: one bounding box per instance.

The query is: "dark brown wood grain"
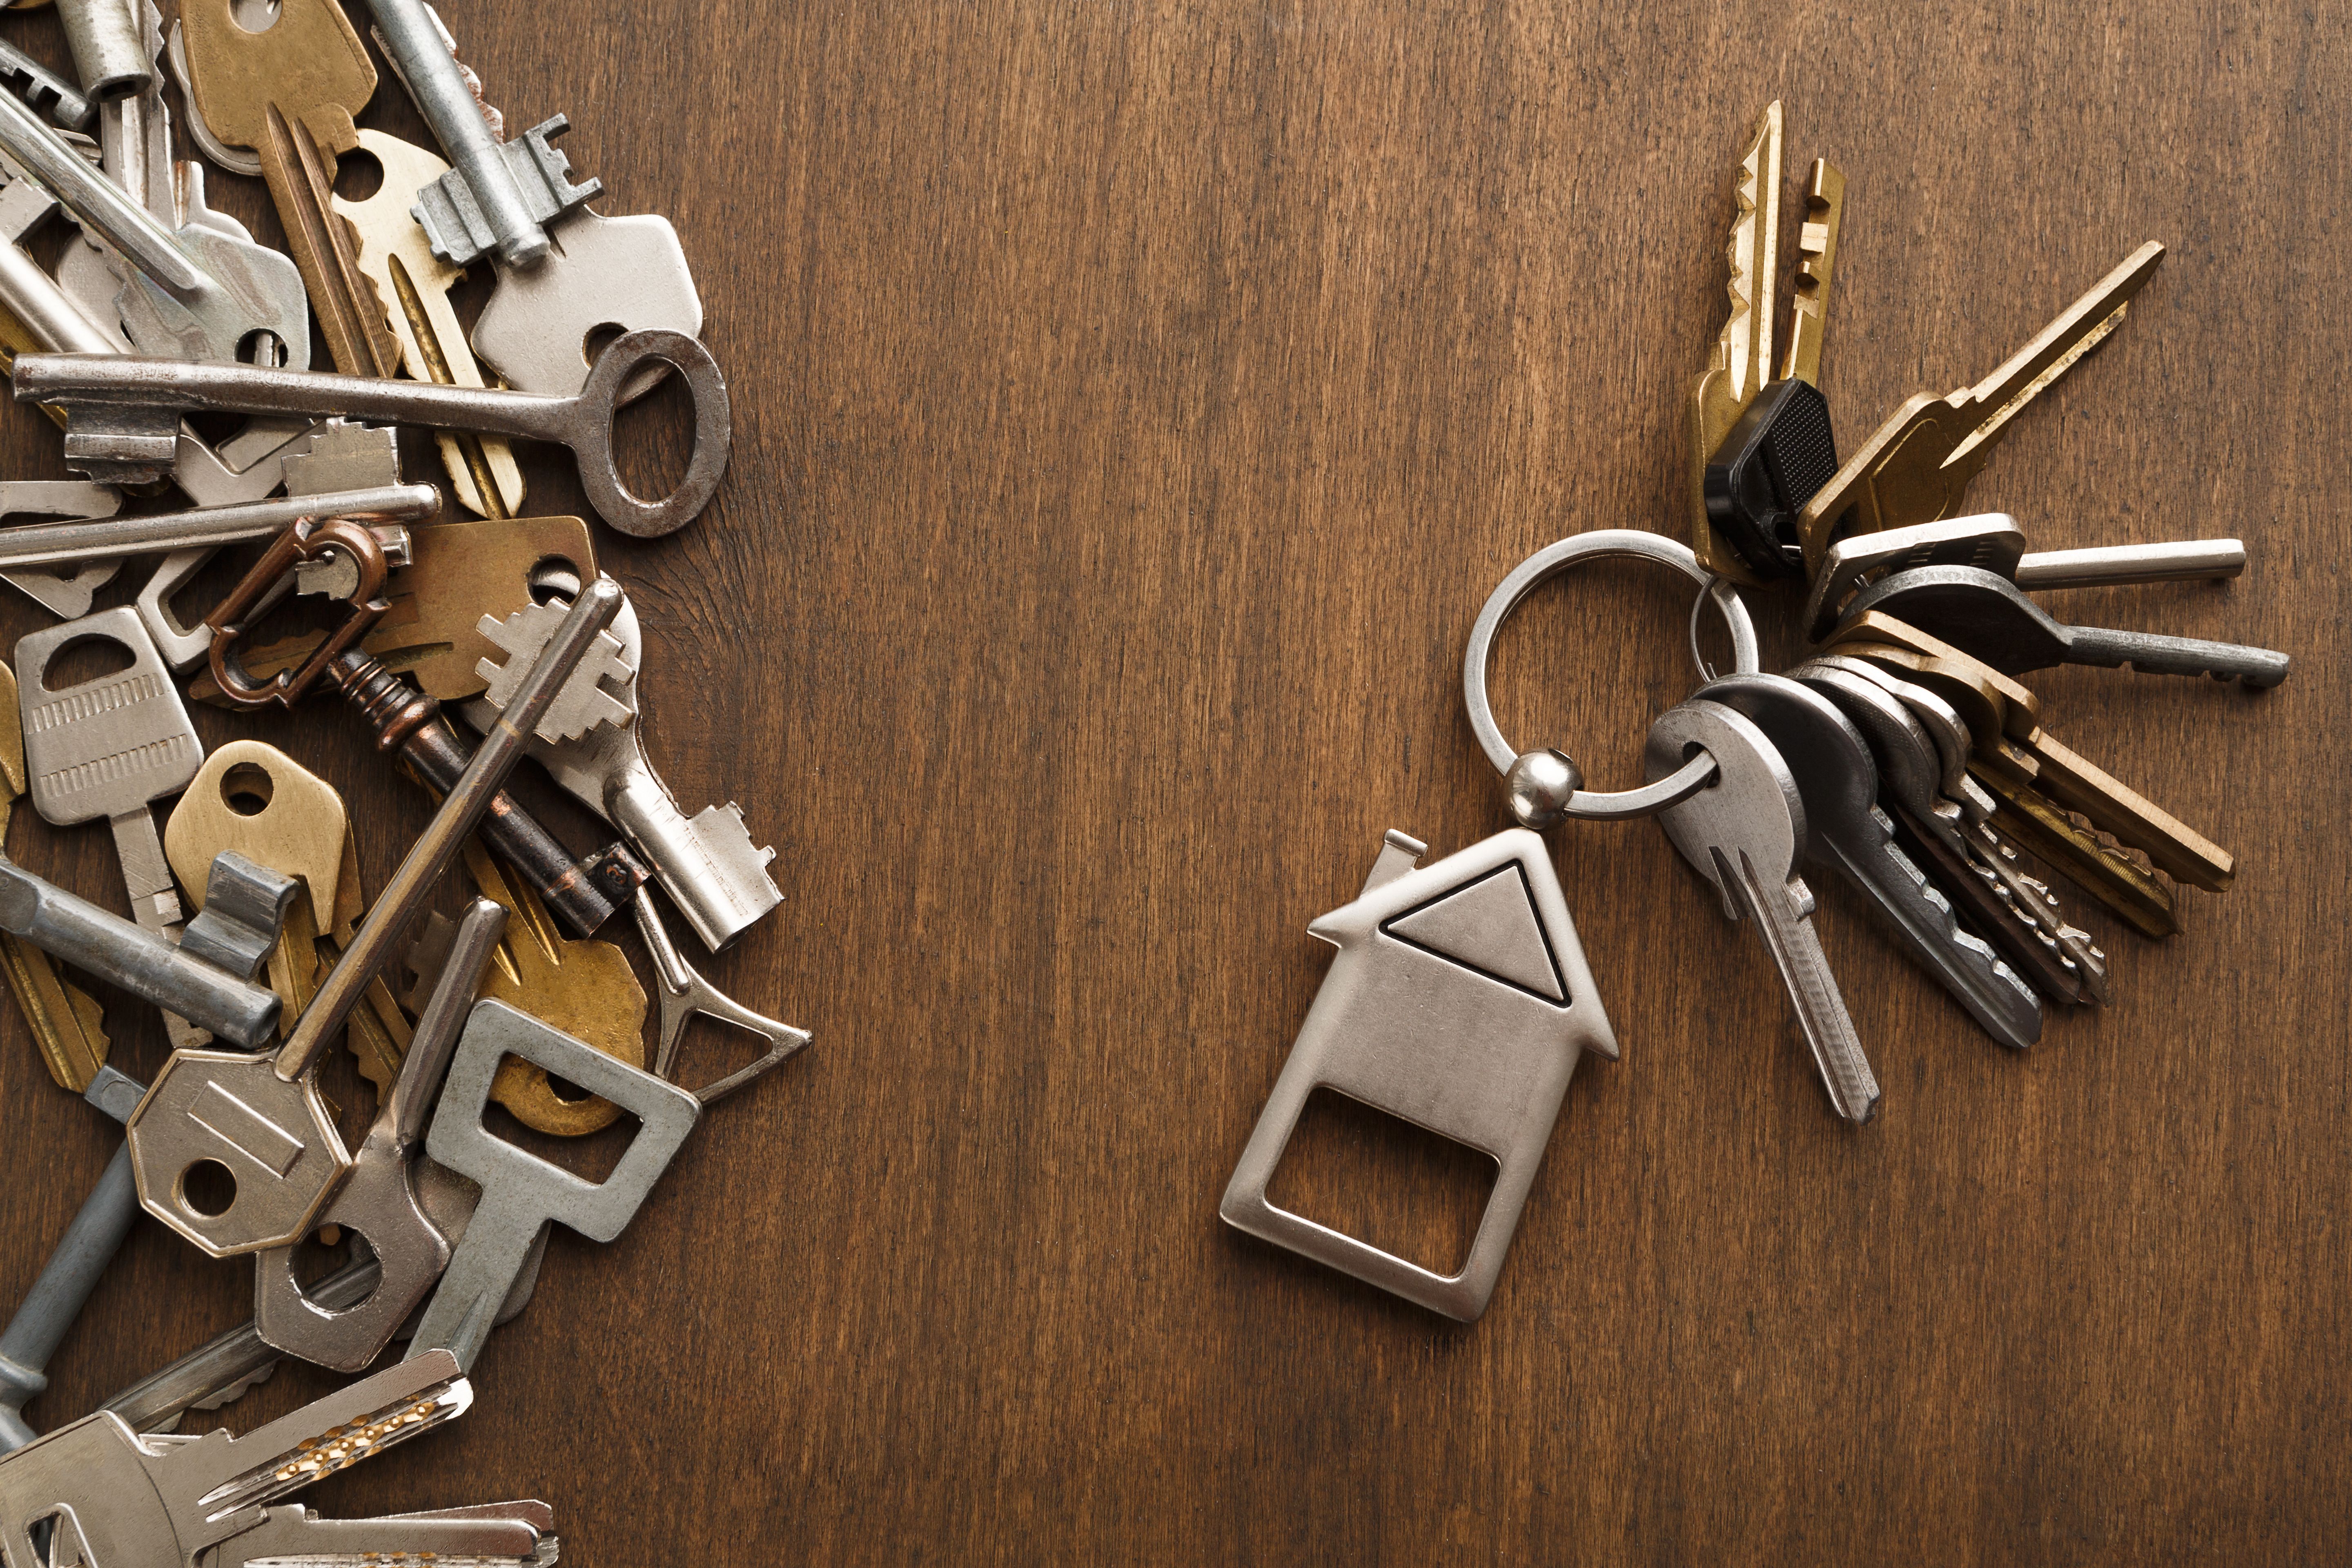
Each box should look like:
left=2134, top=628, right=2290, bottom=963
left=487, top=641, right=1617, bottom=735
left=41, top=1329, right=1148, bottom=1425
left=0, top=0, right=2339, bottom=1560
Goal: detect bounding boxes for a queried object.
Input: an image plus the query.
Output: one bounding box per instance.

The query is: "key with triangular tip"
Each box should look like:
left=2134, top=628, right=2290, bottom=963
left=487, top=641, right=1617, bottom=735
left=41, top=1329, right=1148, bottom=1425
left=1697, top=673, right=2041, bottom=1047
left=1797, top=242, right=2165, bottom=568
left=409, top=998, right=701, bottom=1370
left=1839, top=564, right=2289, bottom=686
left=1803, top=512, right=2248, bottom=641
left=1646, top=699, right=1880, bottom=1119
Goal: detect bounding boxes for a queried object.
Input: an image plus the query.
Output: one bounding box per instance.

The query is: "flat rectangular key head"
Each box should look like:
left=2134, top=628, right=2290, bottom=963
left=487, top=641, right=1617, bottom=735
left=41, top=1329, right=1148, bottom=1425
left=1804, top=514, right=2025, bottom=641
left=429, top=999, right=702, bottom=1242
left=14, top=608, right=201, bottom=827
left=1219, top=829, right=1617, bottom=1321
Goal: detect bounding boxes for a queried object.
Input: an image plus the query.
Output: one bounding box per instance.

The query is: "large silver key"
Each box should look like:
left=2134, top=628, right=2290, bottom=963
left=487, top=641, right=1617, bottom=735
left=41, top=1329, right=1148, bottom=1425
left=1697, top=673, right=2042, bottom=1049
left=124, top=579, right=626, bottom=1259
left=16, top=608, right=201, bottom=938
left=1646, top=699, right=1880, bottom=1121
left=465, top=588, right=782, bottom=949
left=1802, top=513, right=2247, bottom=640
left=0, top=1349, right=470, bottom=1568
left=18, top=330, right=731, bottom=537
left=254, top=898, right=506, bottom=1372
left=409, top=998, right=701, bottom=1370
left=0, top=67, right=307, bottom=368
left=0, top=482, right=434, bottom=575
left=0, top=42, right=94, bottom=132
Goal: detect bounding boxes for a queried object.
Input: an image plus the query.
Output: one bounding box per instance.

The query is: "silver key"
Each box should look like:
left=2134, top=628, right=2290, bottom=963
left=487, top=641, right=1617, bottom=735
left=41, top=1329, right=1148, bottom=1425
left=410, top=999, right=701, bottom=1370
left=636, top=889, right=809, bottom=1103
left=1804, top=512, right=2249, bottom=641
left=465, top=590, right=783, bottom=950
left=366, top=0, right=597, bottom=267
left=1839, top=564, right=2291, bottom=686
left=0, top=41, right=95, bottom=131
left=0, top=482, right=433, bottom=575
left=0, top=68, right=307, bottom=368
left=0, top=480, right=124, bottom=619
left=1646, top=699, right=1881, bottom=1120
left=1697, top=673, right=2042, bottom=1049
left=210, top=1500, right=552, bottom=1568
left=0, top=1350, right=469, bottom=1568
left=57, top=0, right=152, bottom=103
left=18, top=330, right=731, bottom=537
left=254, top=899, right=506, bottom=1372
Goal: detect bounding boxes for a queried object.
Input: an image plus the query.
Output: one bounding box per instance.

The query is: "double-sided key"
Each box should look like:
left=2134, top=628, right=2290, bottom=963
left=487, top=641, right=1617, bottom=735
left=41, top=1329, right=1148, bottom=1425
left=1803, top=513, right=2249, bottom=641
left=123, top=579, right=626, bottom=1258
left=1697, top=673, right=2042, bottom=1048
left=410, top=998, right=702, bottom=1370
left=18, top=330, right=731, bottom=536
left=1646, top=699, right=1880, bottom=1120
left=1797, top=242, right=2165, bottom=568
left=1838, top=564, right=2290, bottom=686
left=0, top=1349, right=470, bottom=1568
left=212, top=1500, right=554, bottom=1568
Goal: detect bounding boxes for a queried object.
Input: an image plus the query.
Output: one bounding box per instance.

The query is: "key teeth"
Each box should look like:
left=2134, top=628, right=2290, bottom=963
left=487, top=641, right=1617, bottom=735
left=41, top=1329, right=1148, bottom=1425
left=413, top=115, right=603, bottom=266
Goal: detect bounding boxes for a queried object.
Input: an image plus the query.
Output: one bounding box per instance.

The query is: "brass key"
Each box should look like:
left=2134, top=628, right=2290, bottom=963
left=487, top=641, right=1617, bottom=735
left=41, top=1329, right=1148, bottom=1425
left=175, top=0, right=399, bottom=379
left=1797, top=242, right=2165, bottom=568
left=1687, top=102, right=1780, bottom=585
left=0, top=663, right=108, bottom=1091
left=333, top=129, right=524, bottom=519
left=1829, top=612, right=2233, bottom=892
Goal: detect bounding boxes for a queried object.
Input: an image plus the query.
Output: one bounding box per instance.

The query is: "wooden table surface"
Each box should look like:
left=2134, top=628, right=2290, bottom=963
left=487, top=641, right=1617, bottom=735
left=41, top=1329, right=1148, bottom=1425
left=0, top=0, right=2339, bottom=1561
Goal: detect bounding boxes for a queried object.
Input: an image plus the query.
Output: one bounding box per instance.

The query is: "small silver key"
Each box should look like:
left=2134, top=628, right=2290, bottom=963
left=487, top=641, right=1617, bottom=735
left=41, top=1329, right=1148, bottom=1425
left=1646, top=699, right=1881, bottom=1120
left=1803, top=512, right=2248, bottom=641
left=210, top=1499, right=553, bottom=1568
left=409, top=998, right=701, bottom=1370
left=1840, top=564, right=2291, bottom=687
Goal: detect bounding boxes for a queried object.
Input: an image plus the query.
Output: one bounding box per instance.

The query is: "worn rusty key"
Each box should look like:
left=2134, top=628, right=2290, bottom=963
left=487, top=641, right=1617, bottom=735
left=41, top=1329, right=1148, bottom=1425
left=122, top=577, right=626, bottom=1259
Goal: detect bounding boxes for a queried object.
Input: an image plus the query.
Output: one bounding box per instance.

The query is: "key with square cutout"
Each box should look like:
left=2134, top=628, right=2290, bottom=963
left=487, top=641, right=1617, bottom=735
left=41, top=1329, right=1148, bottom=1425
left=409, top=998, right=701, bottom=1370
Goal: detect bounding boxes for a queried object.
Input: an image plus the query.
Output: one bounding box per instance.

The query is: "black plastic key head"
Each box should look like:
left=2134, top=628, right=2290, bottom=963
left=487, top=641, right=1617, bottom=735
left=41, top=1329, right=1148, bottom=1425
left=1704, top=378, right=1838, bottom=579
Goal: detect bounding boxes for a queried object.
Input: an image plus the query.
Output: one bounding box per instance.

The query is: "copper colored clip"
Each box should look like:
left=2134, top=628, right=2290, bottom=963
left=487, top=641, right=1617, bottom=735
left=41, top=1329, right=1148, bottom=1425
left=207, top=517, right=394, bottom=708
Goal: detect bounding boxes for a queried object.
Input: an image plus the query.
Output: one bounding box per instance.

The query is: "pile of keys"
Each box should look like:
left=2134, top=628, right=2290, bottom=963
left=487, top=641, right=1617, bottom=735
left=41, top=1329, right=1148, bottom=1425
left=0, top=0, right=801, bottom=1560
left=1222, top=101, right=2283, bottom=1322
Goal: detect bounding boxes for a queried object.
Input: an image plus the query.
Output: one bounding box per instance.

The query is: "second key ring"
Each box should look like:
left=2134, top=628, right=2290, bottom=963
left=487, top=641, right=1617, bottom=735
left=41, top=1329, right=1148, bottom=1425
left=1463, top=528, right=1760, bottom=826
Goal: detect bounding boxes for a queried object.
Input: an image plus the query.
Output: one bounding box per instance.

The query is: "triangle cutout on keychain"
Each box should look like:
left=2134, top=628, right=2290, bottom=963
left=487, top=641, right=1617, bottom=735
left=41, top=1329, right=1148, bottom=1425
left=1381, top=864, right=1566, bottom=1002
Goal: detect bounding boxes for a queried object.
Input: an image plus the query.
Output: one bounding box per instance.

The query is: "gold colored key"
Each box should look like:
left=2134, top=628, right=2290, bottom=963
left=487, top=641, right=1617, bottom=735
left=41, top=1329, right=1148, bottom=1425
left=164, top=742, right=353, bottom=1032
left=1687, top=102, right=1781, bottom=585
left=193, top=515, right=599, bottom=706
left=333, top=130, right=525, bottom=521
left=401, top=838, right=647, bottom=1136
left=1797, top=242, right=2165, bottom=569
left=176, top=0, right=400, bottom=379
left=0, top=664, right=109, bottom=1090
left=1829, top=613, right=2234, bottom=892
left=1970, top=766, right=2178, bottom=939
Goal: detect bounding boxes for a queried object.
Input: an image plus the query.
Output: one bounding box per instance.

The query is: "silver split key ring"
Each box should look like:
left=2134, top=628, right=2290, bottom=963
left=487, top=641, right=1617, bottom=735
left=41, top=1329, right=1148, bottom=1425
left=1463, top=528, right=1760, bottom=827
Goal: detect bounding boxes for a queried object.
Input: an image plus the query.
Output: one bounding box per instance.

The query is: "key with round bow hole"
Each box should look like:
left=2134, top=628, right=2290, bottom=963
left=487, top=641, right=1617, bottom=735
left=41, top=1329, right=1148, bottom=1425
left=1646, top=698, right=1880, bottom=1120
left=1836, top=564, right=2290, bottom=687
left=1797, top=242, right=2165, bottom=570
left=1697, top=673, right=2042, bottom=1048
left=16, top=331, right=731, bottom=537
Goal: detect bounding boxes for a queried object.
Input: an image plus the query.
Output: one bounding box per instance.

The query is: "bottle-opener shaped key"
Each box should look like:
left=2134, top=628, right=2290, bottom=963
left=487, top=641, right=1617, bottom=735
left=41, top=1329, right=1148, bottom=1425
left=122, top=579, right=626, bottom=1258
left=1687, top=101, right=1849, bottom=584
left=0, top=661, right=107, bottom=1090
left=634, top=889, right=809, bottom=1105
left=400, top=838, right=648, bottom=1136
left=332, top=129, right=525, bottom=516
left=410, top=998, right=701, bottom=1370
left=255, top=899, right=505, bottom=1372
left=164, top=741, right=353, bottom=1033
left=1224, top=530, right=1757, bottom=1320
left=193, top=514, right=597, bottom=705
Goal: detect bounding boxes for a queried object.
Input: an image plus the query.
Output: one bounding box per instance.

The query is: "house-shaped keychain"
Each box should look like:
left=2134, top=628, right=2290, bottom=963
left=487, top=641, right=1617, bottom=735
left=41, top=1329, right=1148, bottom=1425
left=1220, top=827, right=1618, bottom=1320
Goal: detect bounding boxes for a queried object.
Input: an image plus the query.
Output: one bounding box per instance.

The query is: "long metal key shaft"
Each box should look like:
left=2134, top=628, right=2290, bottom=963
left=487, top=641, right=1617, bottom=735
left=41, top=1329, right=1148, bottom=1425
left=0, top=482, right=434, bottom=572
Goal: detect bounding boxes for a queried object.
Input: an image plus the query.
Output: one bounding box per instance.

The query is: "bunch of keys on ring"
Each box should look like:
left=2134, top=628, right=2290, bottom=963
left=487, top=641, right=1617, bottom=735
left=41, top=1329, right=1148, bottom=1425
left=0, top=8, right=808, bottom=1558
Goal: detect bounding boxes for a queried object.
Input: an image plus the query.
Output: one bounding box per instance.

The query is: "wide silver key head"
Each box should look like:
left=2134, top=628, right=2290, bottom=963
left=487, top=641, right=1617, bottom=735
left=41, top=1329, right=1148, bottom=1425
left=16, top=607, right=199, bottom=829
left=1644, top=699, right=1806, bottom=918
left=473, top=206, right=704, bottom=399
left=1788, top=660, right=1949, bottom=831
left=1804, top=513, right=2022, bottom=641
left=126, top=1050, right=350, bottom=1256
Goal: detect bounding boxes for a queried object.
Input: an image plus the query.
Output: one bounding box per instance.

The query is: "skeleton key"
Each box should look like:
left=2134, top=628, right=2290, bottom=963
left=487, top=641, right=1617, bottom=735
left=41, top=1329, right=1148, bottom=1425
left=1839, top=565, right=2291, bottom=687
left=1798, top=242, right=2165, bottom=567
left=0, top=66, right=309, bottom=371
left=0, top=661, right=109, bottom=1091
left=122, top=577, right=625, bottom=1258
left=1647, top=698, right=1880, bottom=1120
left=14, top=610, right=202, bottom=1029
left=0, top=39, right=94, bottom=131
left=334, top=129, right=526, bottom=515
left=163, top=742, right=352, bottom=1035
left=19, top=331, right=731, bottom=537
left=410, top=999, right=700, bottom=1370
left=176, top=0, right=403, bottom=381
left=255, top=898, right=503, bottom=1372
left=1803, top=513, right=2249, bottom=641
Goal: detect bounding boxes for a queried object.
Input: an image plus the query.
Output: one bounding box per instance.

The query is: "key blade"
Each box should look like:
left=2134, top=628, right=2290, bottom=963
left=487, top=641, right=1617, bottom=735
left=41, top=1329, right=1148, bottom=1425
left=1780, top=158, right=1844, bottom=386
left=173, top=1350, right=469, bottom=1521
left=1729, top=847, right=1880, bottom=1121
left=1825, top=813, right=2042, bottom=1047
